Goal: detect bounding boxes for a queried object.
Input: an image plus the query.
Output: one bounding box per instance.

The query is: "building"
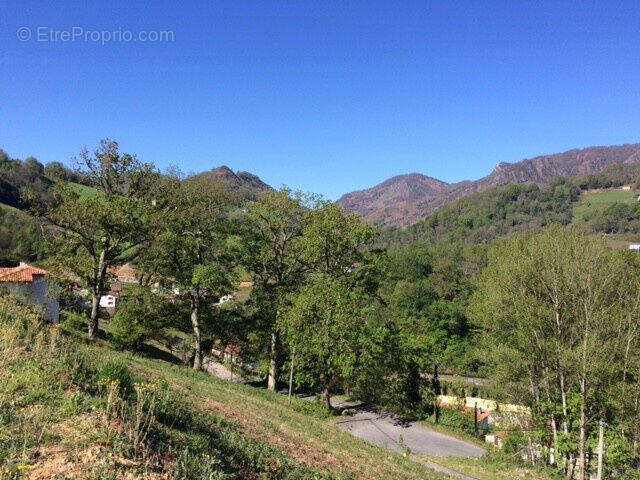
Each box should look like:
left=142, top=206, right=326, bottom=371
left=629, top=244, right=640, bottom=252
left=111, top=264, right=138, bottom=284
left=100, top=282, right=122, bottom=316
left=0, top=262, right=60, bottom=322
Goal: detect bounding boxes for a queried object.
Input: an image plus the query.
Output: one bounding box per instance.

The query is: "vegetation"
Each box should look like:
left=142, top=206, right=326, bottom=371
left=422, top=450, right=563, bottom=480
left=33, top=140, right=158, bottom=337
left=136, top=173, right=237, bottom=369
left=239, top=189, right=311, bottom=390
left=380, top=162, right=640, bottom=248
left=5, top=139, right=640, bottom=478
left=471, top=227, right=640, bottom=479
left=0, top=293, right=450, bottom=479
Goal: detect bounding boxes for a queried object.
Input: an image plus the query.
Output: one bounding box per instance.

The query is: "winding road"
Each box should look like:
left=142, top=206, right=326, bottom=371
left=336, top=406, right=484, bottom=457
left=203, top=357, right=484, bottom=479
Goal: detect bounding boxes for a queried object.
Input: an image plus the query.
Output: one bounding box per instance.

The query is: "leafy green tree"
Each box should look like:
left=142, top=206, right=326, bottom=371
left=240, top=189, right=310, bottom=390
left=37, top=140, right=157, bottom=337
left=142, top=175, right=237, bottom=369
left=303, top=199, right=374, bottom=275
left=280, top=200, right=381, bottom=408
left=470, top=226, right=640, bottom=477
left=280, top=274, right=371, bottom=409
left=110, top=286, right=172, bottom=350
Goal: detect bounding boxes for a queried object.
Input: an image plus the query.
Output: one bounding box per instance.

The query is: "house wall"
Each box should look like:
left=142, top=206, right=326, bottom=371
left=99, top=295, right=117, bottom=308
left=4, top=278, right=60, bottom=322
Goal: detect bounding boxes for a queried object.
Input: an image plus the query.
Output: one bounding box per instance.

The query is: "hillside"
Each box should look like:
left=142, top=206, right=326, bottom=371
left=337, top=174, right=449, bottom=226
left=378, top=162, right=640, bottom=248
left=339, top=144, right=640, bottom=227
left=0, top=295, right=451, bottom=480
left=189, top=165, right=273, bottom=201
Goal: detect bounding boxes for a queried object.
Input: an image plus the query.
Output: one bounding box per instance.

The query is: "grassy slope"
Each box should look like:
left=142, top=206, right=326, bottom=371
left=0, top=297, right=446, bottom=480
left=67, top=181, right=102, bottom=199
left=111, top=350, right=447, bottom=479
left=573, top=188, right=636, bottom=221
left=0, top=202, right=25, bottom=214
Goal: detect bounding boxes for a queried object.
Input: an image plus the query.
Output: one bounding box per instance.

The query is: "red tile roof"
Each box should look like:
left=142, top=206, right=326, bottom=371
left=0, top=263, right=49, bottom=283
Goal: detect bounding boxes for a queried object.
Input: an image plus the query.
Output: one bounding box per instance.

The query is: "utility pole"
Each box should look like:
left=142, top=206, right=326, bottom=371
left=596, top=418, right=605, bottom=480
left=474, top=402, right=478, bottom=438
left=288, top=348, right=296, bottom=405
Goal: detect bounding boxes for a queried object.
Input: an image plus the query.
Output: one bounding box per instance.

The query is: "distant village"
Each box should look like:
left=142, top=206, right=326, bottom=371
left=0, top=262, right=238, bottom=323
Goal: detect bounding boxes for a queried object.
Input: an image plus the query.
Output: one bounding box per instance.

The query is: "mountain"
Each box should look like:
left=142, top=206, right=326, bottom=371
left=189, top=165, right=273, bottom=201
left=338, top=173, right=450, bottom=226
left=338, top=144, right=640, bottom=227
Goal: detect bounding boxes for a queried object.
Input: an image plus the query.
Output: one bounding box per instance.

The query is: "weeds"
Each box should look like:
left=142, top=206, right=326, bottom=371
left=0, top=294, right=343, bottom=479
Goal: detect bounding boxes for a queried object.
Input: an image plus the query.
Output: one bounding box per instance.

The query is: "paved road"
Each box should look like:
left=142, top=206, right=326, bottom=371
left=201, top=359, right=483, bottom=478
left=202, top=355, right=248, bottom=383
left=336, top=406, right=484, bottom=458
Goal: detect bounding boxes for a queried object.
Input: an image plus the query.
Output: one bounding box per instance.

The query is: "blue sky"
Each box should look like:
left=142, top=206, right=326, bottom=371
left=2, top=1, right=640, bottom=199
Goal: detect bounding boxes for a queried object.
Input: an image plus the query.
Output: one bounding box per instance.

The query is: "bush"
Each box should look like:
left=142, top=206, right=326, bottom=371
left=426, top=407, right=479, bottom=438
left=61, top=311, right=87, bottom=332
left=109, top=287, right=167, bottom=350
left=98, top=359, right=134, bottom=397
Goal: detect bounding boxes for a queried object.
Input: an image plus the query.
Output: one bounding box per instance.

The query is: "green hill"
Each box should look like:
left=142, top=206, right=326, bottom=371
left=573, top=188, right=637, bottom=222
left=0, top=295, right=446, bottom=479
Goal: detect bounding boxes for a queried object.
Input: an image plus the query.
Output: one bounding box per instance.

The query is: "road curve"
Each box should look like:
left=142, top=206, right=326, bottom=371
left=336, top=406, right=484, bottom=458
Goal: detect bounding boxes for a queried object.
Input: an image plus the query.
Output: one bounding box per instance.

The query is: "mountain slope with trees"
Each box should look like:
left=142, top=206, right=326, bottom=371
left=339, top=143, right=640, bottom=226
left=379, top=162, right=640, bottom=248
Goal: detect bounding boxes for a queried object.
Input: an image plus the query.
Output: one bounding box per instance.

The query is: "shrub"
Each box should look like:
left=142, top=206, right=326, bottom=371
left=109, top=287, right=167, bottom=350
left=426, top=407, right=480, bottom=438
left=61, top=311, right=87, bottom=332
left=98, top=359, right=134, bottom=397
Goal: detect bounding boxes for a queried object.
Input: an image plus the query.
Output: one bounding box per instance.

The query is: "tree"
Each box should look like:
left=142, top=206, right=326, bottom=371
left=109, top=286, right=172, bottom=350
left=280, top=274, right=370, bottom=409
left=303, top=199, right=373, bottom=276
left=470, top=226, right=640, bottom=477
left=280, top=200, right=381, bottom=409
left=37, top=140, right=156, bottom=337
left=142, top=174, right=236, bottom=370
left=240, top=189, right=310, bottom=391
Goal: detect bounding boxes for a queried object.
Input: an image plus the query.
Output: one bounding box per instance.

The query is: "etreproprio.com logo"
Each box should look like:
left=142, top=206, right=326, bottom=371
left=17, top=26, right=175, bottom=45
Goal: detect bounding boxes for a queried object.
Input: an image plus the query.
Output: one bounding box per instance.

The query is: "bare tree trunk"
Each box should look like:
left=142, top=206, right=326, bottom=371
left=288, top=348, right=295, bottom=404
left=559, top=370, right=575, bottom=479
left=321, top=386, right=332, bottom=410
left=578, top=376, right=587, bottom=480
left=89, top=291, right=100, bottom=337
left=191, top=294, right=202, bottom=370
left=596, top=419, right=604, bottom=480
left=88, top=249, right=107, bottom=337
left=267, top=331, right=279, bottom=391
left=529, top=435, right=536, bottom=466
left=543, top=366, right=558, bottom=466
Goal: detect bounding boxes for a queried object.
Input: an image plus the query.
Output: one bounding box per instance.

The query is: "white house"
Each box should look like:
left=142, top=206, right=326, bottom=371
left=100, top=282, right=122, bottom=316
left=99, top=293, right=118, bottom=309
left=629, top=244, right=640, bottom=251
left=0, top=262, right=60, bottom=322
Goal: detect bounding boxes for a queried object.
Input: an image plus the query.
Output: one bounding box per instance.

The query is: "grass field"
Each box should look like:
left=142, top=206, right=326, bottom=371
left=68, top=181, right=102, bottom=199
left=573, top=188, right=637, bottom=221
left=0, top=201, right=24, bottom=214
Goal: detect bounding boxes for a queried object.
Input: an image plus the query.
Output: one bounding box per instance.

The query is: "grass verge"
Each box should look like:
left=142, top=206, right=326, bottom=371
left=420, top=453, right=562, bottom=480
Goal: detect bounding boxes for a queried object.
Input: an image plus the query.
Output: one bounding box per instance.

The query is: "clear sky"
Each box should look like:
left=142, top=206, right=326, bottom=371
left=2, top=1, right=640, bottom=199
